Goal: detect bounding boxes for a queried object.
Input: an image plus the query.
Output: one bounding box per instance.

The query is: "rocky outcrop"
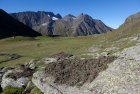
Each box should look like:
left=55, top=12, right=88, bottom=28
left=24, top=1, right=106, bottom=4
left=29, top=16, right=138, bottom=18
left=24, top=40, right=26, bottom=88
left=88, top=45, right=140, bottom=94
left=31, top=44, right=140, bottom=94
left=0, top=9, right=41, bottom=39
left=0, top=67, right=14, bottom=85
left=1, top=65, right=34, bottom=89
left=32, top=55, right=116, bottom=94
left=32, top=70, right=94, bottom=94
left=1, top=70, right=28, bottom=89
left=50, top=52, right=73, bottom=61
left=1, top=44, right=140, bottom=94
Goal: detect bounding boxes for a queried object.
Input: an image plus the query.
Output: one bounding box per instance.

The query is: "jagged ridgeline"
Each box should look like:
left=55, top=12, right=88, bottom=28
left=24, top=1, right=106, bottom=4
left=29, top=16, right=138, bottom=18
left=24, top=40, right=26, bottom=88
left=11, top=11, right=113, bottom=36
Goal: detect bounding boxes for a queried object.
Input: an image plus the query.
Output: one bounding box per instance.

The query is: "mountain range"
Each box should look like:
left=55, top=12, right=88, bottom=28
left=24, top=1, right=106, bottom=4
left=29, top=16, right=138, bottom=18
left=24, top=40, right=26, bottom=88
left=1, top=8, right=140, bottom=94
left=0, top=9, right=140, bottom=39
left=10, top=11, right=113, bottom=36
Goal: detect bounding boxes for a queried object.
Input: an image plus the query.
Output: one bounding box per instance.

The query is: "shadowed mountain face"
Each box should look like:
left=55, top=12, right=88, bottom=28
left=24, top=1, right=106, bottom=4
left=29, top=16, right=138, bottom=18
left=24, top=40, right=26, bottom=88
left=11, top=12, right=113, bottom=36
left=0, top=9, right=41, bottom=39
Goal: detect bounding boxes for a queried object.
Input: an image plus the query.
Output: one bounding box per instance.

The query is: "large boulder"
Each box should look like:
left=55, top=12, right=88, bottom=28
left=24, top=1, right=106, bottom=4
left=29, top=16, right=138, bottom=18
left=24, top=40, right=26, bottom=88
left=88, top=45, right=140, bottom=94
left=1, top=65, right=34, bottom=89
left=1, top=70, right=29, bottom=89
left=32, top=56, right=116, bottom=94
left=32, top=44, right=140, bottom=94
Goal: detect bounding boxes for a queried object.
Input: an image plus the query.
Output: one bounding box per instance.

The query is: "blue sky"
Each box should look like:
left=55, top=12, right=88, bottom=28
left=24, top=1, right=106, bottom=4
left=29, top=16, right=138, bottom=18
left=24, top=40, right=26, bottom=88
left=0, top=0, right=140, bottom=28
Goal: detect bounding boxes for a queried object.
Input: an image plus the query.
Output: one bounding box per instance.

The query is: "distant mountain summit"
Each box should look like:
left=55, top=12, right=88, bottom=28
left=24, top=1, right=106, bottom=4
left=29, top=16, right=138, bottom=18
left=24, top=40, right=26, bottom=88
left=71, top=13, right=113, bottom=35
left=63, top=14, right=76, bottom=22
left=0, top=9, right=41, bottom=39
left=11, top=11, right=62, bottom=28
left=11, top=11, right=113, bottom=36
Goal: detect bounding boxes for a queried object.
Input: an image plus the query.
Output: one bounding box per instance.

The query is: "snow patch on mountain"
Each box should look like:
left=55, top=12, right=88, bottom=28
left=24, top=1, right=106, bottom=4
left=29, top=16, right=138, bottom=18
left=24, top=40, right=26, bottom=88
left=52, top=17, right=59, bottom=20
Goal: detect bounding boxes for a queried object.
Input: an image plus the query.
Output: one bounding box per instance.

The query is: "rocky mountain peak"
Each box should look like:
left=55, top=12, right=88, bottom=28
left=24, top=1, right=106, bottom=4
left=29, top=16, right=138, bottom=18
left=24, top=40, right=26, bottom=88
left=63, top=14, right=76, bottom=21
left=10, top=11, right=113, bottom=36
left=11, top=11, right=62, bottom=27
left=77, top=13, right=93, bottom=21
left=79, top=13, right=84, bottom=16
left=64, top=14, right=76, bottom=18
left=56, top=13, right=62, bottom=19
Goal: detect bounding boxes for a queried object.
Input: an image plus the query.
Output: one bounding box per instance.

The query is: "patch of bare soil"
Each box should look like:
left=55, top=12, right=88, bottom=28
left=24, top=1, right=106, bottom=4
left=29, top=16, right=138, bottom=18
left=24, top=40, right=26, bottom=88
left=45, top=56, right=116, bottom=86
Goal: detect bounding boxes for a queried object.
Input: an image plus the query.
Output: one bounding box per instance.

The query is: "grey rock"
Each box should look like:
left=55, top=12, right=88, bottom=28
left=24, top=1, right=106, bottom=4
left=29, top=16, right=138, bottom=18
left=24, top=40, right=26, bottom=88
left=32, top=44, right=140, bottom=94
left=26, top=59, right=38, bottom=70
left=1, top=70, right=28, bottom=89
left=88, top=45, right=140, bottom=94
left=43, top=58, right=57, bottom=64
left=0, top=67, right=13, bottom=85
left=32, top=70, right=93, bottom=94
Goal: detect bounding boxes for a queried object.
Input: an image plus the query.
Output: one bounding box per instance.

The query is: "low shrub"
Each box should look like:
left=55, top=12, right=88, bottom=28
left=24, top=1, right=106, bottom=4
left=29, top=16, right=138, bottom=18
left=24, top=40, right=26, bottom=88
left=2, top=86, right=25, bottom=94
left=30, top=87, right=43, bottom=94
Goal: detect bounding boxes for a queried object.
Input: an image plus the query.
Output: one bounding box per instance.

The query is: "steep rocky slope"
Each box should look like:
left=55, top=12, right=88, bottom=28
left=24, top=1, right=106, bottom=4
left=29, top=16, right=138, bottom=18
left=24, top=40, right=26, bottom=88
left=11, top=11, right=113, bottom=36
left=118, top=11, right=140, bottom=32
left=35, top=13, right=113, bottom=36
left=0, top=11, right=140, bottom=94
left=124, top=12, right=140, bottom=26
left=0, top=9, right=41, bottom=39
left=11, top=11, right=62, bottom=28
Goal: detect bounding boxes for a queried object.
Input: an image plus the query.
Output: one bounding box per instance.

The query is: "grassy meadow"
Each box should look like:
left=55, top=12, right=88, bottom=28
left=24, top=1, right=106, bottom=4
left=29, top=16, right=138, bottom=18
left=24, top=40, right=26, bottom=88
left=0, top=25, right=140, bottom=68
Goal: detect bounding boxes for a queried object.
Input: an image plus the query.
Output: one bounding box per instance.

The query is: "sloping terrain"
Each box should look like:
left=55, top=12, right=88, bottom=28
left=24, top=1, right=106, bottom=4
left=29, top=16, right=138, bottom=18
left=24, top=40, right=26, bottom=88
left=11, top=11, right=113, bottom=36
left=0, top=11, right=140, bottom=68
left=0, top=9, right=41, bottom=39
left=88, top=44, right=140, bottom=94
left=31, top=44, right=140, bottom=94
left=35, top=13, right=113, bottom=36
left=31, top=12, right=140, bottom=93
left=0, top=11, right=140, bottom=94
left=11, top=11, right=62, bottom=28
